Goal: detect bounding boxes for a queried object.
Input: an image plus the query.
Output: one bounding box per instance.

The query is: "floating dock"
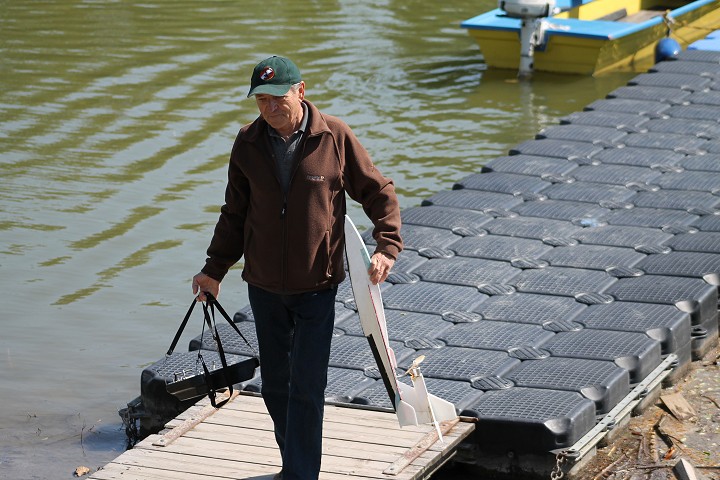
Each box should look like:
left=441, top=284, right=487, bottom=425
left=118, top=38, right=720, bottom=479
left=103, top=393, right=474, bottom=479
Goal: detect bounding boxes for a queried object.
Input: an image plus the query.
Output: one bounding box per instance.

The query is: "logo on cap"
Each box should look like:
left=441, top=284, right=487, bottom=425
left=260, top=66, right=275, bottom=81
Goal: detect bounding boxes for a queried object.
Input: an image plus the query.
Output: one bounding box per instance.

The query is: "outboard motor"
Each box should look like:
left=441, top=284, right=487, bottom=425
left=499, top=0, right=557, bottom=77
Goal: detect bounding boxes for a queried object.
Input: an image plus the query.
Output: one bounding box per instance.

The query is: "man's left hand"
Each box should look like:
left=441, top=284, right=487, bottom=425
left=368, top=252, right=394, bottom=285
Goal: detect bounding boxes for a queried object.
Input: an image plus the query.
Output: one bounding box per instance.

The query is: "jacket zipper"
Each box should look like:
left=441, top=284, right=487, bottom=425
left=279, top=135, right=311, bottom=293
left=280, top=195, right=288, bottom=292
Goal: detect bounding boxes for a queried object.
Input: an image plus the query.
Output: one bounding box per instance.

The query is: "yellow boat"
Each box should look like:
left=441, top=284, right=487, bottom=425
left=461, top=0, right=720, bottom=75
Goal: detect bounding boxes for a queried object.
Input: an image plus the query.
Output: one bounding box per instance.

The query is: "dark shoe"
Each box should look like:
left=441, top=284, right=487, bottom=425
left=273, top=472, right=282, bottom=480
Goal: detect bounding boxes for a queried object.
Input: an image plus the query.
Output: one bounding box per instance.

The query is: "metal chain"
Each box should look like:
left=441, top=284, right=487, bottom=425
left=550, top=451, right=567, bottom=480
left=119, top=406, right=140, bottom=448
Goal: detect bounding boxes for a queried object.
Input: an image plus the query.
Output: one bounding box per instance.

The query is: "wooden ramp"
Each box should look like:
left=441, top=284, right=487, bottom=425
left=90, top=393, right=475, bottom=480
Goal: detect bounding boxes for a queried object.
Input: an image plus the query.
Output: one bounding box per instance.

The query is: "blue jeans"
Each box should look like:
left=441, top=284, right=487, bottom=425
left=248, top=284, right=337, bottom=480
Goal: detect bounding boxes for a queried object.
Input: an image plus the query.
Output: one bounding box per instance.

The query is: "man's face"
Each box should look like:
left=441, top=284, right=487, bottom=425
left=255, top=82, right=305, bottom=134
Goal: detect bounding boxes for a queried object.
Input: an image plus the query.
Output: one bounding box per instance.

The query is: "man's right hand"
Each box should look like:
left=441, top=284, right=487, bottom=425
left=192, top=272, right=221, bottom=302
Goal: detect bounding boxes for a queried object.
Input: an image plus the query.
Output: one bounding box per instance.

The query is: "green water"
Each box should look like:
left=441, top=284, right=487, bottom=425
left=0, top=1, right=635, bottom=477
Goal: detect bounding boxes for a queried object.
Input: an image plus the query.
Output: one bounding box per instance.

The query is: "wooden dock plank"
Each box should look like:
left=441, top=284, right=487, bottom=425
left=172, top=398, right=431, bottom=433
left=172, top=425, right=413, bottom=462
left=90, top=394, right=475, bottom=480
left=139, top=434, right=445, bottom=478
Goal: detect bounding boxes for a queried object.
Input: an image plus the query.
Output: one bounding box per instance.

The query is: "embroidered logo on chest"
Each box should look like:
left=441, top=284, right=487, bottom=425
left=306, top=175, right=325, bottom=182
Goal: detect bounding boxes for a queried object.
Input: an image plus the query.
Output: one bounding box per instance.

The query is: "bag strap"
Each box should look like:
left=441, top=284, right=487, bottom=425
left=166, top=297, right=197, bottom=356
left=206, top=293, right=257, bottom=356
left=201, top=300, right=232, bottom=408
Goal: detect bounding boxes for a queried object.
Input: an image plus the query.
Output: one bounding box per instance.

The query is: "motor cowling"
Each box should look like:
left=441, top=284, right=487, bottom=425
left=499, top=0, right=557, bottom=19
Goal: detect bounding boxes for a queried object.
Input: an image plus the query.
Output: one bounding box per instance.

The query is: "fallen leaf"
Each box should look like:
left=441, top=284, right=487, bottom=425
left=74, top=466, right=91, bottom=477
left=663, top=445, right=677, bottom=460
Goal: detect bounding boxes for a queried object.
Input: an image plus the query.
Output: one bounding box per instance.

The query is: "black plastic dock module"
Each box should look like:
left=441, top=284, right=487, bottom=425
left=440, top=320, right=555, bottom=353
left=636, top=251, right=720, bottom=285
left=323, top=367, right=377, bottom=404
left=571, top=164, right=663, bottom=186
left=628, top=72, right=712, bottom=92
left=666, top=232, right=720, bottom=253
left=482, top=154, right=580, bottom=177
left=606, top=85, right=693, bottom=103
left=644, top=118, right=720, bottom=139
left=509, top=138, right=604, bottom=160
left=622, top=131, right=708, bottom=154
left=584, top=98, right=671, bottom=117
left=606, top=275, right=717, bottom=328
left=540, top=244, right=645, bottom=271
left=454, top=172, right=551, bottom=195
left=560, top=110, right=650, bottom=130
left=572, top=224, right=672, bottom=249
left=335, top=309, right=452, bottom=344
left=676, top=49, right=720, bottom=62
left=399, top=346, right=520, bottom=382
left=541, top=330, right=662, bottom=383
left=603, top=276, right=717, bottom=361
left=573, top=301, right=691, bottom=355
left=413, top=257, right=522, bottom=289
left=513, top=266, right=617, bottom=298
left=482, top=216, right=581, bottom=243
left=693, top=214, right=720, bottom=232
left=381, top=282, right=487, bottom=315
left=452, top=234, right=554, bottom=261
left=606, top=207, right=699, bottom=229
left=328, top=334, right=414, bottom=371
left=362, top=223, right=463, bottom=252
left=421, top=189, right=523, bottom=211
left=665, top=103, right=720, bottom=123
left=505, top=357, right=630, bottom=414
left=512, top=199, right=610, bottom=223
left=651, top=59, right=720, bottom=76
left=466, top=387, right=596, bottom=452
left=592, top=146, right=685, bottom=168
left=474, top=292, right=586, bottom=328
left=681, top=154, right=720, bottom=172
left=687, top=90, right=720, bottom=106
left=401, top=205, right=492, bottom=231
left=655, top=171, right=720, bottom=193
left=543, top=182, right=636, bottom=205
left=189, top=321, right=259, bottom=356
left=536, top=125, right=628, bottom=146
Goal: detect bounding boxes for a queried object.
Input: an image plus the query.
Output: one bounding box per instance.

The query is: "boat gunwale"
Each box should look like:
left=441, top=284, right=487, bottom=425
left=460, top=0, right=718, bottom=41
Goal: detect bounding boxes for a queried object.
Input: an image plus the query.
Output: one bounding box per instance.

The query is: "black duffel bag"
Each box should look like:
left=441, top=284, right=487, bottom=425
left=164, top=293, right=259, bottom=408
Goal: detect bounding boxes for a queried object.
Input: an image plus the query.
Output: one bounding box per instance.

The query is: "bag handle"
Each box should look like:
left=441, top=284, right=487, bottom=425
left=166, top=293, right=256, bottom=356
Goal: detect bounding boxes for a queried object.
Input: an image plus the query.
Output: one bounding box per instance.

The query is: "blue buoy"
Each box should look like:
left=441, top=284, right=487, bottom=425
left=655, top=37, right=681, bottom=63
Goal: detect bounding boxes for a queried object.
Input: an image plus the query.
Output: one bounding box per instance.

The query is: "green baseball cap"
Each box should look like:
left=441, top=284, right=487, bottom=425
left=247, top=56, right=302, bottom=98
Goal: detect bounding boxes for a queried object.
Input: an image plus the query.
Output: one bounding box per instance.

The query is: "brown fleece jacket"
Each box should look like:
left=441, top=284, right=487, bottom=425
left=202, top=100, right=403, bottom=294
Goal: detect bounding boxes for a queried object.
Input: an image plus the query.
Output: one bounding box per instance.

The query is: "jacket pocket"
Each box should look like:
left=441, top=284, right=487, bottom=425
left=243, top=228, right=254, bottom=276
